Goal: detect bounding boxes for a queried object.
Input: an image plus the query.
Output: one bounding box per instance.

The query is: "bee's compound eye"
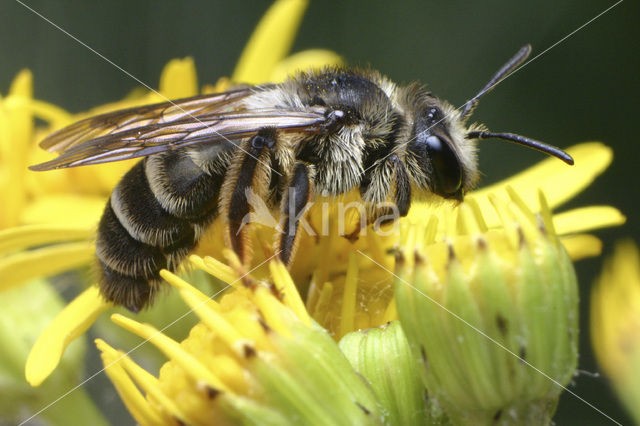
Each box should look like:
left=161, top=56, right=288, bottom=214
left=252, top=135, right=266, bottom=149
left=425, top=135, right=462, bottom=197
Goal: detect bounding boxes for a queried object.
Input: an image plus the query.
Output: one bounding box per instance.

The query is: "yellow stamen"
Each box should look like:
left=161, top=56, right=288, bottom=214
left=365, top=230, right=392, bottom=270
left=424, top=214, right=439, bottom=245
left=339, top=253, right=358, bottom=339
left=538, top=190, right=558, bottom=238
left=382, top=296, right=398, bottom=323
left=311, top=281, right=333, bottom=321
left=120, top=350, right=196, bottom=425
left=189, top=255, right=238, bottom=286
left=160, top=269, right=217, bottom=308
left=177, top=289, right=248, bottom=354
left=110, top=314, right=230, bottom=393
left=269, top=260, right=311, bottom=325
left=96, top=339, right=165, bottom=426
left=506, top=185, right=538, bottom=227
left=466, top=198, right=489, bottom=232
left=251, top=286, right=294, bottom=338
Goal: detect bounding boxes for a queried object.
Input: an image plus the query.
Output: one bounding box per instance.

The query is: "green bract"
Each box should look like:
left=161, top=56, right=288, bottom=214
left=395, top=194, right=579, bottom=425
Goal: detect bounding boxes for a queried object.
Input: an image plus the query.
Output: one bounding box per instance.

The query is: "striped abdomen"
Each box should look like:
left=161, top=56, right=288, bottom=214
left=96, top=147, right=229, bottom=311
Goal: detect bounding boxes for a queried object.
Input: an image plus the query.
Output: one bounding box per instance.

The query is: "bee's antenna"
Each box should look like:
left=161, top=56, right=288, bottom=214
left=466, top=130, right=574, bottom=165
left=461, top=45, right=532, bottom=119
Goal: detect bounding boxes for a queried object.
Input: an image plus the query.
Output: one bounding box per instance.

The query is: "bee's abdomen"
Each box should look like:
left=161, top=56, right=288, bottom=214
left=97, top=151, right=226, bottom=311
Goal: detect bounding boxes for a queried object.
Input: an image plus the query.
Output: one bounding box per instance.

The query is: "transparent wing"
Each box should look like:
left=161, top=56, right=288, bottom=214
left=39, top=87, right=256, bottom=153
left=30, top=88, right=330, bottom=171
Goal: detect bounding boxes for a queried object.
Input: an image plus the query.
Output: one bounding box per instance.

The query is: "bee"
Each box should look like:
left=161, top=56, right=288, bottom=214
left=31, top=45, right=573, bottom=311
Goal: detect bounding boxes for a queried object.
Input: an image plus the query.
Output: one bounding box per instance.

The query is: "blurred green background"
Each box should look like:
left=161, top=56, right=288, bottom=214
left=2, top=0, right=638, bottom=424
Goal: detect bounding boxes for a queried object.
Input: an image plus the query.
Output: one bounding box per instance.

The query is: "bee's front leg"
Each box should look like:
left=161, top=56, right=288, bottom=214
left=278, top=162, right=313, bottom=265
left=222, top=129, right=277, bottom=264
left=388, top=154, right=411, bottom=217
left=348, top=155, right=411, bottom=241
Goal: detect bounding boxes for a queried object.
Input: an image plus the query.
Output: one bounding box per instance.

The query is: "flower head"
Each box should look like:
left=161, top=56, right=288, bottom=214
left=93, top=172, right=622, bottom=424
left=396, top=189, right=578, bottom=424
left=3, top=0, right=339, bottom=409
left=591, top=240, right=640, bottom=423
left=21, top=141, right=625, bottom=390
left=0, top=0, right=629, bottom=424
left=97, top=256, right=381, bottom=425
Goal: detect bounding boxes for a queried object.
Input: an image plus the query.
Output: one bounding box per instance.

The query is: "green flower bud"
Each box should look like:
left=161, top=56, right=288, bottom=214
left=339, top=321, right=437, bottom=425
left=395, top=194, right=578, bottom=425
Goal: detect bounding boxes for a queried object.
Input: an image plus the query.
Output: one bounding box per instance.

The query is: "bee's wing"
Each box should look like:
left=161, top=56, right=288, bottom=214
left=38, top=87, right=256, bottom=154
left=30, top=89, right=330, bottom=171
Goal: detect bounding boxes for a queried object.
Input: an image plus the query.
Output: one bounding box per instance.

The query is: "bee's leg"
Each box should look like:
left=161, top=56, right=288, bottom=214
left=389, top=154, right=411, bottom=217
left=278, top=162, right=313, bottom=265
left=351, top=155, right=411, bottom=241
left=223, top=129, right=277, bottom=264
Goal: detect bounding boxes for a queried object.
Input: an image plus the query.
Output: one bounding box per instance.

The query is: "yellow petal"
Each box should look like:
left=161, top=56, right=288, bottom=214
left=26, top=286, right=111, bottom=386
left=5, top=69, right=34, bottom=156
left=84, top=159, right=136, bottom=194
left=20, top=194, right=105, bottom=227
left=0, top=224, right=93, bottom=255
left=232, top=0, right=308, bottom=83
left=159, top=57, right=198, bottom=99
left=9, top=68, right=33, bottom=97
left=269, top=49, right=343, bottom=82
left=469, top=142, right=612, bottom=227
left=25, top=149, right=76, bottom=197
left=115, top=344, right=194, bottom=425
left=0, top=69, right=34, bottom=227
left=591, top=240, right=640, bottom=380
left=111, top=314, right=230, bottom=393
left=269, top=259, right=311, bottom=325
left=339, top=253, right=359, bottom=339
left=0, top=241, right=94, bottom=291
left=560, top=234, right=602, bottom=260
left=5, top=96, right=72, bottom=130
left=96, top=339, right=166, bottom=425
left=553, top=206, right=626, bottom=235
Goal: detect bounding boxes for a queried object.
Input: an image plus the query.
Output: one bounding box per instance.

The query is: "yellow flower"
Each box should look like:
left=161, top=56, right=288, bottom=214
left=97, top=256, right=381, bottom=425
left=396, top=189, right=578, bottom=424
left=298, top=142, right=624, bottom=338
left=17, top=143, right=624, bottom=423
left=22, top=142, right=624, bottom=388
left=591, top=240, right=640, bottom=424
left=0, top=0, right=342, bottom=294
left=0, top=0, right=628, bottom=423
left=94, top=182, right=616, bottom=425
left=0, top=0, right=337, bottom=413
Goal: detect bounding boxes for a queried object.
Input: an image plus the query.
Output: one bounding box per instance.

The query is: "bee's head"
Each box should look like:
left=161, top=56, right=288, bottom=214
left=402, top=44, right=574, bottom=203
left=405, top=102, right=479, bottom=202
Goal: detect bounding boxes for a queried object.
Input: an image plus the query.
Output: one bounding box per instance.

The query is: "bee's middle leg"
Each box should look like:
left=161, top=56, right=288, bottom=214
left=224, top=129, right=276, bottom=264
left=279, top=162, right=313, bottom=265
